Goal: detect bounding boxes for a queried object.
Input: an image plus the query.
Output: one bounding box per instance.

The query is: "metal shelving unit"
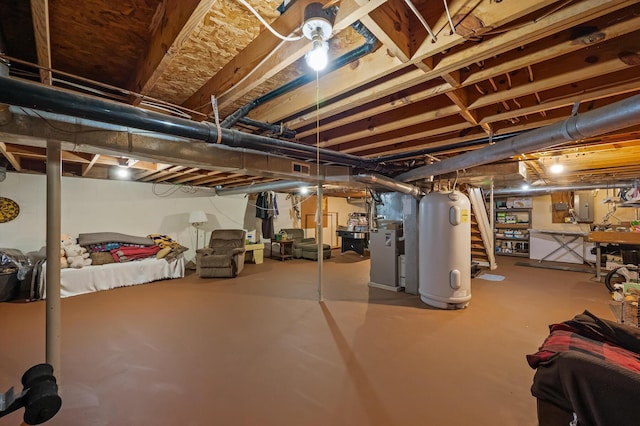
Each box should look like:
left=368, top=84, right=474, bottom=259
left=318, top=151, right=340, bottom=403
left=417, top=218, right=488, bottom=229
left=495, top=208, right=532, bottom=257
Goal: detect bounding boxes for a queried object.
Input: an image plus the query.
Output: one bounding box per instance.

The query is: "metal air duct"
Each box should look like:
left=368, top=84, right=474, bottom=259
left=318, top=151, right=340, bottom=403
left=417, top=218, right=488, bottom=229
left=215, top=180, right=312, bottom=196
left=0, top=76, right=373, bottom=169
left=492, top=182, right=637, bottom=196
left=396, top=95, right=640, bottom=182
left=355, top=173, right=424, bottom=198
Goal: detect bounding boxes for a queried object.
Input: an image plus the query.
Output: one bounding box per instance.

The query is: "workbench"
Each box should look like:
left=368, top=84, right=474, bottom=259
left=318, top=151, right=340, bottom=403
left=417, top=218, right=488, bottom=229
left=584, top=231, right=640, bottom=281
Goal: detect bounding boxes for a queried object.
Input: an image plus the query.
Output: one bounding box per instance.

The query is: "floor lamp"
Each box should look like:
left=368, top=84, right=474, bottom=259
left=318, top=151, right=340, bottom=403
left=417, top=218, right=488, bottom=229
left=189, top=210, right=208, bottom=251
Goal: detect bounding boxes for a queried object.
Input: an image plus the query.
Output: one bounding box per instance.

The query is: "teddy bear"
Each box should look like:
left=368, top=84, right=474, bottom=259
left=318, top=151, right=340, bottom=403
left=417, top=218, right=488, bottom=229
left=60, top=246, right=69, bottom=269
left=61, top=234, right=92, bottom=268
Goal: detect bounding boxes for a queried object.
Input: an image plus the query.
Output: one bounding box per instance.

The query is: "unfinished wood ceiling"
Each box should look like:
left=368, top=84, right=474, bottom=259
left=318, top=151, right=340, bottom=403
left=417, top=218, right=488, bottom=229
left=0, top=0, right=639, bottom=193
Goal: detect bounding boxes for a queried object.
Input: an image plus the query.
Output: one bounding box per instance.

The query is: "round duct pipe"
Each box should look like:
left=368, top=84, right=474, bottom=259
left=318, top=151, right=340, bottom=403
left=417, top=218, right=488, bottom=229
left=215, top=180, right=312, bottom=196
left=355, top=173, right=424, bottom=198
left=396, top=94, right=640, bottom=183
left=0, top=76, right=374, bottom=169
left=492, top=182, right=637, bottom=196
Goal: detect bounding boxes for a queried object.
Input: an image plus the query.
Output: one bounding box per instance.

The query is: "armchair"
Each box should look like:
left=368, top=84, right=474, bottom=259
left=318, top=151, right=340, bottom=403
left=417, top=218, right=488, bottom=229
left=196, top=229, right=246, bottom=278
left=280, top=228, right=331, bottom=260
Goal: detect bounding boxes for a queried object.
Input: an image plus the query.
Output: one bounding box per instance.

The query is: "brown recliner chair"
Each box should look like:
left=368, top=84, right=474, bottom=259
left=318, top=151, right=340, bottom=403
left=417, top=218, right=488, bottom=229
left=196, top=229, right=246, bottom=278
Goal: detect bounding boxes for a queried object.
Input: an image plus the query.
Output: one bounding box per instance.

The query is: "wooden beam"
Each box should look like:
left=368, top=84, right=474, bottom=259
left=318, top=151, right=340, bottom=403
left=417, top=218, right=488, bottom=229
left=279, top=0, right=635, bottom=131
left=192, top=173, right=244, bottom=186
left=184, top=0, right=387, bottom=116
left=182, top=0, right=317, bottom=114
left=430, top=0, right=637, bottom=76
left=469, top=45, right=638, bottom=111
left=462, top=8, right=640, bottom=88
left=251, top=0, right=562, bottom=124
left=0, top=142, right=22, bottom=171
left=331, top=114, right=472, bottom=152
left=480, top=75, right=640, bottom=126
left=129, top=0, right=219, bottom=102
left=285, top=67, right=428, bottom=130
left=134, top=164, right=172, bottom=179
left=332, top=0, right=389, bottom=33
left=251, top=47, right=406, bottom=122
left=295, top=80, right=451, bottom=138
left=30, top=0, right=52, bottom=85
left=300, top=2, right=640, bottom=138
left=317, top=102, right=461, bottom=148
left=172, top=170, right=222, bottom=184
left=82, top=154, right=100, bottom=176
left=360, top=0, right=411, bottom=62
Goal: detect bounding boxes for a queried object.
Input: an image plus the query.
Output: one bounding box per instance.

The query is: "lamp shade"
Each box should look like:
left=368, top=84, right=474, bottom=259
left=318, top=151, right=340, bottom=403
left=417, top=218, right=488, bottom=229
left=189, top=210, right=208, bottom=226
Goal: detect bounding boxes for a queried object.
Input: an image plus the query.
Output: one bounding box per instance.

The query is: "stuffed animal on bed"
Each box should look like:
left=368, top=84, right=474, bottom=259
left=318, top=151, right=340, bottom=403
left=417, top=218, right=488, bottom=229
left=60, top=246, right=69, bottom=269
left=61, top=234, right=92, bottom=268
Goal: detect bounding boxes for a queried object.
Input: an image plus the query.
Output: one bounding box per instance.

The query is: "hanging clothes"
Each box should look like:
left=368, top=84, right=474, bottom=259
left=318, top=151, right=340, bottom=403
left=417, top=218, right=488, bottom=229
left=256, top=192, right=268, bottom=219
left=267, top=192, right=279, bottom=218
left=262, top=214, right=274, bottom=240
left=260, top=192, right=279, bottom=240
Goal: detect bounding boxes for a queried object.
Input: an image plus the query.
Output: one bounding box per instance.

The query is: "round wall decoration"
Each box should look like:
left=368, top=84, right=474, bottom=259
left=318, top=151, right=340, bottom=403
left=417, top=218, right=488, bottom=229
left=0, top=197, right=20, bottom=223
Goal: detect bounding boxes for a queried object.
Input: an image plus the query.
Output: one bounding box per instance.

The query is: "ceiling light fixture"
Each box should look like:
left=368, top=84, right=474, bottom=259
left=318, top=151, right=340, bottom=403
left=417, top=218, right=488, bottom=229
left=550, top=157, right=564, bottom=174
left=116, top=157, right=132, bottom=178
left=302, top=3, right=333, bottom=71
left=116, top=168, right=130, bottom=178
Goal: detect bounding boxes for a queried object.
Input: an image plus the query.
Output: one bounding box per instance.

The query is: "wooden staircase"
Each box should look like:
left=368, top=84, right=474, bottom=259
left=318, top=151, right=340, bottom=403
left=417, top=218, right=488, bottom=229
left=465, top=187, right=497, bottom=270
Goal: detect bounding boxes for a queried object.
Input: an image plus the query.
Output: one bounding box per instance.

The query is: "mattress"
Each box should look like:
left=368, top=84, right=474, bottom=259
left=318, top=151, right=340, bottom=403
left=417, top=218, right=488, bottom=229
left=38, top=256, right=185, bottom=298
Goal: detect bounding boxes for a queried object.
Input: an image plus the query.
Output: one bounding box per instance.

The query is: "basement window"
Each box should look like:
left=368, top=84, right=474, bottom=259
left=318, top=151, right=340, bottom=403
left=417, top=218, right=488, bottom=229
left=292, top=163, right=310, bottom=175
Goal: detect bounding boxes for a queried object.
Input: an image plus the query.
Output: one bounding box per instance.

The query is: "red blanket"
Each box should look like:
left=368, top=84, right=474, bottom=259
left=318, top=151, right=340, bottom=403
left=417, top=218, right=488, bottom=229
left=527, top=325, right=640, bottom=374
left=111, top=245, right=160, bottom=262
left=527, top=311, right=640, bottom=426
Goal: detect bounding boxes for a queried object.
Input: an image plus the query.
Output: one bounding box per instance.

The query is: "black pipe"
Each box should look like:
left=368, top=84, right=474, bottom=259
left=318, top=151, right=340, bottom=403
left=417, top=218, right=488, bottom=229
left=371, top=132, right=525, bottom=164
left=0, top=76, right=376, bottom=169
left=237, top=116, right=296, bottom=139
left=221, top=21, right=379, bottom=128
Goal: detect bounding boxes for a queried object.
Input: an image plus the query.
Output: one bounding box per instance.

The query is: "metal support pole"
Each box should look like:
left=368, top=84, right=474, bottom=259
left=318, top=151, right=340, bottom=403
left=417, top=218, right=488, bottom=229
left=317, top=184, right=324, bottom=302
left=46, top=140, right=62, bottom=377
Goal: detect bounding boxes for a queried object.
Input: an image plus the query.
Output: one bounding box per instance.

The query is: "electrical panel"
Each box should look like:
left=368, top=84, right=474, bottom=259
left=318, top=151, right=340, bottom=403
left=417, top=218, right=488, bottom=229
left=573, top=191, right=594, bottom=222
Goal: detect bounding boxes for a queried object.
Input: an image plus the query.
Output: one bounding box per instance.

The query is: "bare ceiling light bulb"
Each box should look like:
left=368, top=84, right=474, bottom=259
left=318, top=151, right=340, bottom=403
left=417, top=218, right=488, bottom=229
left=302, top=3, right=333, bottom=72
left=305, top=34, right=329, bottom=71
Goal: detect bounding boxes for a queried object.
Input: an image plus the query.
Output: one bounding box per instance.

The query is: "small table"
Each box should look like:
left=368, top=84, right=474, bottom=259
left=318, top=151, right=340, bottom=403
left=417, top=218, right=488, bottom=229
left=585, top=231, right=640, bottom=281
left=244, top=243, right=264, bottom=264
left=270, top=240, right=294, bottom=261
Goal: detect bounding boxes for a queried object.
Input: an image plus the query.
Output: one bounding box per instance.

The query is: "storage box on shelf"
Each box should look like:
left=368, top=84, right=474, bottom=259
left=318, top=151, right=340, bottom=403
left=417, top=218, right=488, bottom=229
left=494, top=207, right=532, bottom=257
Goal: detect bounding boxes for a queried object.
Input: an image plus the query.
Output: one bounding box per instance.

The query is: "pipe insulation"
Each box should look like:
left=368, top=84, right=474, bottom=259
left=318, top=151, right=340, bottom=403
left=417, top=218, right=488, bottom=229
left=0, top=76, right=372, bottom=168
left=396, top=94, right=640, bottom=182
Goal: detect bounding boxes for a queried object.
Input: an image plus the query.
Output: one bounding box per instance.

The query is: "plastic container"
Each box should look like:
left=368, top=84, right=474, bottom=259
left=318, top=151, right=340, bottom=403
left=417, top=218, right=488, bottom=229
left=0, top=270, right=19, bottom=302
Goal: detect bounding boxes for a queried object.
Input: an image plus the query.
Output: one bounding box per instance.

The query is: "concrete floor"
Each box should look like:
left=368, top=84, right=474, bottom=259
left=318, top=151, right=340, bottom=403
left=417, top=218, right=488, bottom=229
left=0, top=253, right=613, bottom=426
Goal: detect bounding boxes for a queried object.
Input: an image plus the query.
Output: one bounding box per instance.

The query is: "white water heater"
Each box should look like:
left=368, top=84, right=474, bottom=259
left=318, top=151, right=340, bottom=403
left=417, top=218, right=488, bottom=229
left=419, top=190, right=471, bottom=309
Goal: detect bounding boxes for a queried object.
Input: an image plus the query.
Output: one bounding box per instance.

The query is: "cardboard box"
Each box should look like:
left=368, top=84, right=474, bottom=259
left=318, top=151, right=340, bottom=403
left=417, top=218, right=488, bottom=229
left=506, top=197, right=532, bottom=208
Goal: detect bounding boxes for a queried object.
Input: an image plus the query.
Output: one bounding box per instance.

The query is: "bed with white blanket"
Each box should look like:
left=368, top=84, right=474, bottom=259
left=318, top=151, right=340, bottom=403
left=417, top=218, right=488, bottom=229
left=36, top=232, right=186, bottom=298
left=38, top=256, right=185, bottom=298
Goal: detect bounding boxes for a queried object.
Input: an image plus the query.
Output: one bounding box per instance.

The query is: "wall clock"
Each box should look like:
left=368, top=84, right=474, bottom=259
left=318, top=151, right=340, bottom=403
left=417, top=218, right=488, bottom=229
left=0, top=197, right=20, bottom=223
